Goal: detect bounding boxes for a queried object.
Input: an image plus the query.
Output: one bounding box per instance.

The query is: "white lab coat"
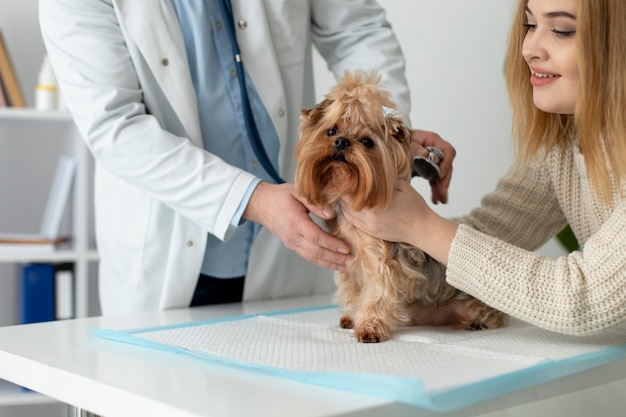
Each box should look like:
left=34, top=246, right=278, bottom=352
left=39, top=0, right=410, bottom=315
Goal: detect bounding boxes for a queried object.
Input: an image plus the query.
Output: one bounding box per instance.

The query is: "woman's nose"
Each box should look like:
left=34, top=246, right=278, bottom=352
left=522, top=31, right=546, bottom=62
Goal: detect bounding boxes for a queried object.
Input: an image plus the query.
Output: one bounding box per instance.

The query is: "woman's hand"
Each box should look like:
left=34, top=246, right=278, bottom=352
left=341, top=180, right=426, bottom=245
left=341, top=180, right=457, bottom=264
left=411, top=129, right=456, bottom=204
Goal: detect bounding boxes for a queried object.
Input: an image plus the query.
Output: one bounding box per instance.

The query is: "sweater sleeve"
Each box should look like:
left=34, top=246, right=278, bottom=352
left=455, top=158, right=566, bottom=250
left=447, top=199, right=626, bottom=336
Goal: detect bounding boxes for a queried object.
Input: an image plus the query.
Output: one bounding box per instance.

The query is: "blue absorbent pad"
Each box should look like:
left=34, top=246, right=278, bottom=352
left=91, top=305, right=626, bottom=411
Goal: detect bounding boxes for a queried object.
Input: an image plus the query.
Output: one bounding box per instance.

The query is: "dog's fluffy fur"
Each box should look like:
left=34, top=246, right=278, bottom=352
left=295, top=71, right=508, bottom=343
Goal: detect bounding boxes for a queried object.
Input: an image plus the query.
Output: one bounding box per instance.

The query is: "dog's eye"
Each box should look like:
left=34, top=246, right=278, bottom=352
left=361, top=138, right=374, bottom=148
left=327, top=127, right=338, bottom=137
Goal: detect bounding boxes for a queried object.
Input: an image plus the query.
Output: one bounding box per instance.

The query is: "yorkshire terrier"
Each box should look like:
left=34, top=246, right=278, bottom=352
left=295, top=71, right=508, bottom=343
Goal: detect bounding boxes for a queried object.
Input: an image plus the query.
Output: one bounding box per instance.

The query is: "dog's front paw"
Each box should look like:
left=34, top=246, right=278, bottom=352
left=354, top=324, right=390, bottom=343
left=339, top=314, right=354, bottom=329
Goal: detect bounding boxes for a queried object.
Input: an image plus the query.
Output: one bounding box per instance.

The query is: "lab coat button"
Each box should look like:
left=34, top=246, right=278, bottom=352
left=186, top=240, right=193, bottom=247
left=161, top=58, right=169, bottom=66
left=278, top=108, right=285, bottom=117
left=238, top=19, right=248, bottom=29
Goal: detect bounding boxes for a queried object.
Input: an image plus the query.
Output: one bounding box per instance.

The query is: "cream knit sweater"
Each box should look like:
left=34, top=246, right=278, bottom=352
left=447, top=142, right=626, bottom=335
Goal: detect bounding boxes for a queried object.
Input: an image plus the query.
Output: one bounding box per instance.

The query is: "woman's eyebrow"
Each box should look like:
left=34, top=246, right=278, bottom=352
left=524, top=5, right=576, bottom=20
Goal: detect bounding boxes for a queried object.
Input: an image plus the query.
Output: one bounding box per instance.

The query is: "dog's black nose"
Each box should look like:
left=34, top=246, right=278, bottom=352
left=334, top=138, right=350, bottom=151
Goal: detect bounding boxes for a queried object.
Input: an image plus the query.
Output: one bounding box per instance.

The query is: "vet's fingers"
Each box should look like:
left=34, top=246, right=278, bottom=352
left=429, top=165, right=451, bottom=204
left=411, top=129, right=455, bottom=205
left=435, top=145, right=455, bottom=189
left=411, top=129, right=456, bottom=171
left=412, top=144, right=430, bottom=158
left=299, top=198, right=335, bottom=221
left=295, top=224, right=350, bottom=271
left=433, top=150, right=453, bottom=204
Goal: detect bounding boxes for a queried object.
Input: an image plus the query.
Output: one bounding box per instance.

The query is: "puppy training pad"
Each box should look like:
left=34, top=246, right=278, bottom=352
left=92, top=305, right=626, bottom=411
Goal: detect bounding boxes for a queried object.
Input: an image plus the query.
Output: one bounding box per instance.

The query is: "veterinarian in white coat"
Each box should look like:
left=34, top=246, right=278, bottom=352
left=39, top=0, right=421, bottom=315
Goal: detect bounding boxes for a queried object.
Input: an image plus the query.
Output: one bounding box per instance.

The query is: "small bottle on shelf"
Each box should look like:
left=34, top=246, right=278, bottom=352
left=35, top=54, right=59, bottom=112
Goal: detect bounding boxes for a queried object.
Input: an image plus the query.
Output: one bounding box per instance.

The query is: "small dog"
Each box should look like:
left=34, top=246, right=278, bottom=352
left=295, top=71, right=508, bottom=343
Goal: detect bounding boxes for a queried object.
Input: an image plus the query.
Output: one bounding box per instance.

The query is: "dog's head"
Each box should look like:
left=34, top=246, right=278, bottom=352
left=294, top=71, right=412, bottom=211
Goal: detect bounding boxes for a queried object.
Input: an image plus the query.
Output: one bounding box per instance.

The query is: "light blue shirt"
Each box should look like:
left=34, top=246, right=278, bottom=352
left=170, top=0, right=281, bottom=278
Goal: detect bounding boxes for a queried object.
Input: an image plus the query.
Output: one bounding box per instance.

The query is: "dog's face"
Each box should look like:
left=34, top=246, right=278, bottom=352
left=295, top=71, right=412, bottom=211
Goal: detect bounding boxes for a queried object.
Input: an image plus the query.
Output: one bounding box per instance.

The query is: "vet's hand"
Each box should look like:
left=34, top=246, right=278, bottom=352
left=411, top=129, right=455, bottom=205
left=243, top=182, right=350, bottom=271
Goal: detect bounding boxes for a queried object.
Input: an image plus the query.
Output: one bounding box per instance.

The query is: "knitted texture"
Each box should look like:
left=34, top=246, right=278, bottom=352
left=447, top=144, right=626, bottom=335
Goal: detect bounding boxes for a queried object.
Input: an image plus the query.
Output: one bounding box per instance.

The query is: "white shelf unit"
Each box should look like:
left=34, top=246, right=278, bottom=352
left=0, top=107, right=98, bottom=318
left=0, top=107, right=97, bottom=318
left=0, top=108, right=98, bottom=410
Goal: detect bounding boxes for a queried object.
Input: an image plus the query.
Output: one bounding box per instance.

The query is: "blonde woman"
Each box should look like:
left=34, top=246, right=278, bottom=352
left=343, top=0, right=626, bottom=335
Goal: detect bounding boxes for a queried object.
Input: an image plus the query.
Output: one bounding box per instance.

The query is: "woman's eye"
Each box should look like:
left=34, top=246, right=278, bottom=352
left=361, top=138, right=374, bottom=148
left=327, top=127, right=337, bottom=137
left=552, top=28, right=576, bottom=38
left=523, top=22, right=575, bottom=39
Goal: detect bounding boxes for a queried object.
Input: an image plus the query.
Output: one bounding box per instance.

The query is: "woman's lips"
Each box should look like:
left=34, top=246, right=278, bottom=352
left=530, top=70, right=560, bottom=87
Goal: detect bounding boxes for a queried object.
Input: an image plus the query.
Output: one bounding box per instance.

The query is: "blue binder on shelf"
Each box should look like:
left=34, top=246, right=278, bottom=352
left=21, top=263, right=55, bottom=324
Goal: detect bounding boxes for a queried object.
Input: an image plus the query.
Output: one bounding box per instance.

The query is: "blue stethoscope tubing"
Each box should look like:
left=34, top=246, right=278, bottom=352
left=217, top=0, right=285, bottom=184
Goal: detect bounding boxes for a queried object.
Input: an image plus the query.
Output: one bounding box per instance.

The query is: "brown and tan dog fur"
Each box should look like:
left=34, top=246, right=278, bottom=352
left=295, top=71, right=508, bottom=342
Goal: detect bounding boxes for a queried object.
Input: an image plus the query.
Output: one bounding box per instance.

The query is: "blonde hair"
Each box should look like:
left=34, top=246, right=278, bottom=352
left=505, top=0, right=626, bottom=203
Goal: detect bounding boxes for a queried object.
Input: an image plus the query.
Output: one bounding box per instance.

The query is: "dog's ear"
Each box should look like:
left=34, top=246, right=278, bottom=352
left=386, top=115, right=412, bottom=148
left=301, top=99, right=333, bottom=125
left=385, top=115, right=414, bottom=180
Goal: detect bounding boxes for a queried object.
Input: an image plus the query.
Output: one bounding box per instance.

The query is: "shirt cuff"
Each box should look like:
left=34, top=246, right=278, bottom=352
left=225, top=177, right=262, bottom=239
